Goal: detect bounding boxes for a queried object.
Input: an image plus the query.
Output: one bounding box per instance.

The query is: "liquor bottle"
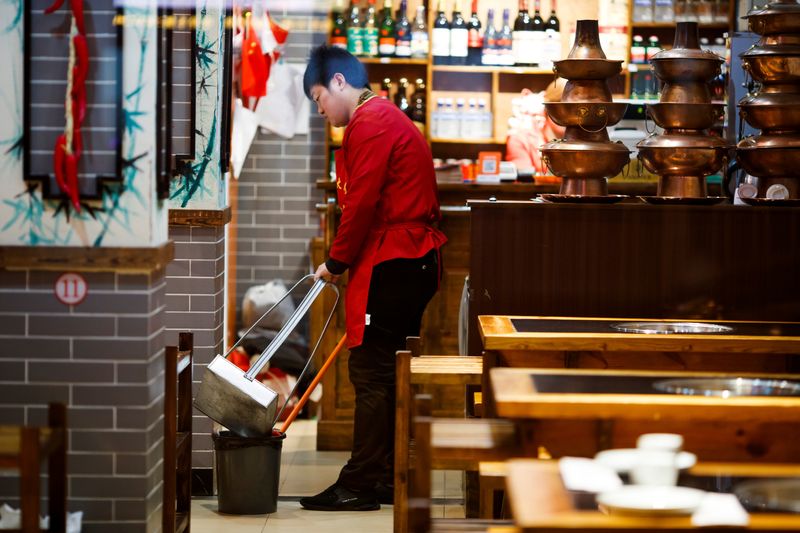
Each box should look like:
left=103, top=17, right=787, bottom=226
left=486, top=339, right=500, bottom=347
left=482, top=8, right=498, bottom=66
left=531, top=0, right=546, bottom=66
left=498, top=8, right=514, bottom=66
left=631, top=35, right=646, bottom=64
left=411, top=5, right=429, bottom=58
left=363, top=0, right=379, bottom=58
left=380, top=77, right=392, bottom=99
left=347, top=3, right=364, bottom=56
left=467, top=0, right=483, bottom=66
left=378, top=0, right=396, bottom=56
left=450, top=0, right=469, bottom=65
left=395, top=0, right=412, bottom=57
left=432, top=1, right=451, bottom=65
left=512, top=0, right=533, bottom=66
left=410, top=78, right=426, bottom=134
left=544, top=0, right=561, bottom=67
left=646, top=35, right=660, bottom=62
left=395, top=77, right=411, bottom=115
left=331, top=0, right=348, bottom=49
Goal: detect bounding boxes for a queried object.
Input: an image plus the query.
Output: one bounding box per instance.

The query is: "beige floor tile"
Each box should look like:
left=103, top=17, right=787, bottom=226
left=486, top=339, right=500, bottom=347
left=192, top=419, right=471, bottom=531
left=263, top=501, right=392, bottom=532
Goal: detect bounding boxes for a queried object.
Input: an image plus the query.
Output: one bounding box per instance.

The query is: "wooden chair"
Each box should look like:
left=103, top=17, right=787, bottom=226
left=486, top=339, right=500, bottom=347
left=394, top=336, right=489, bottom=532
left=163, top=332, right=193, bottom=533
left=409, top=394, right=515, bottom=533
left=0, top=403, right=67, bottom=532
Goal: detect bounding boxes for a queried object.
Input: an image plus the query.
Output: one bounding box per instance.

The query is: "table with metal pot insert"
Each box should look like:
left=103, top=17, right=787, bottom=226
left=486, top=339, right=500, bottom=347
left=478, top=315, right=800, bottom=418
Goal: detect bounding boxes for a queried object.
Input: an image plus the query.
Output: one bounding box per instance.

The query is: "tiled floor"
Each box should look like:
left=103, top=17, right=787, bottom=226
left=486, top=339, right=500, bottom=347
left=191, top=420, right=465, bottom=532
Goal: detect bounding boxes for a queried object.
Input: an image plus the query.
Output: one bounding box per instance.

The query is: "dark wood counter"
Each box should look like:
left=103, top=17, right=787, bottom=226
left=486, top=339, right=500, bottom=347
left=469, top=201, right=800, bottom=356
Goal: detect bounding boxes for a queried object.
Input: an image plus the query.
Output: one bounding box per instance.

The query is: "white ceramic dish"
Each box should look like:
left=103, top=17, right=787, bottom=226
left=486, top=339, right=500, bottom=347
left=594, top=448, right=697, bottom=473
left=597, top=486, right=706, bottom=516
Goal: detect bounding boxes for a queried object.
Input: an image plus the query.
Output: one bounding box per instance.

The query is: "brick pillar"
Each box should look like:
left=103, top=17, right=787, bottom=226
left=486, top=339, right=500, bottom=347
left=0, top=266, right=168, bottom=532
left=164, top=221, right=227, bottom=492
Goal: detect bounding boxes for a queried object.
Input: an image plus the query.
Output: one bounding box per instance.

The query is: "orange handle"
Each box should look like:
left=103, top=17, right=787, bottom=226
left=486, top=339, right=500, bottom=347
left=279, top=334, right=347, bottom=434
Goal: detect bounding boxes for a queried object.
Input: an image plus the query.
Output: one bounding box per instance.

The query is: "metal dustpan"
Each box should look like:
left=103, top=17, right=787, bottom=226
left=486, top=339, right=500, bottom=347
left=195, top=275, right=339, bottom=438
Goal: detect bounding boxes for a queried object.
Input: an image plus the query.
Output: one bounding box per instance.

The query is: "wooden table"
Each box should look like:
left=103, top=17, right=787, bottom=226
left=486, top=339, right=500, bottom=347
left=480, top=316, right=800, bottom=355
left=489, top=367, right=800, bottom=462
left=479, top=316, right=800, bottom=416
left=0, top=403, right=67, bottom=532
left=505, top=459, right=800, bottom=532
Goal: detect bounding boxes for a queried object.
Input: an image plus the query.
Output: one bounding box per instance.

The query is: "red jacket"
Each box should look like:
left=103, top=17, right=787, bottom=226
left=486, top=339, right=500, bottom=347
left=331, top=97, right=447, bottom=348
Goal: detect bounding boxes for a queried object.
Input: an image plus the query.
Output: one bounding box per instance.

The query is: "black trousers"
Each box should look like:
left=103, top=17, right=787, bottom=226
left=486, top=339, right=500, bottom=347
left=337, top=248, right=439, bottom=491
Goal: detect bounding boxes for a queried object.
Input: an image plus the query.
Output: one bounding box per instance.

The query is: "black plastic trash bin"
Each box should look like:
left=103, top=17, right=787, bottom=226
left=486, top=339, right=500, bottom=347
left=213, top=430, right=286, bottom=514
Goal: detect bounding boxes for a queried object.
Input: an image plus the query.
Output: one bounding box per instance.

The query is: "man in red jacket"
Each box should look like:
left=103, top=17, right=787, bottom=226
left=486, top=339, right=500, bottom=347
left=300, top=45, right=447, bottom=511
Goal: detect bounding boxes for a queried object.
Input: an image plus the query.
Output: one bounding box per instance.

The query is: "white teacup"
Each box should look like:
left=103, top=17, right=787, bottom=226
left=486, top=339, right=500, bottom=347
left=630, top=450, right=679, bottom=486
left=636, top=433, right=684, bottom=453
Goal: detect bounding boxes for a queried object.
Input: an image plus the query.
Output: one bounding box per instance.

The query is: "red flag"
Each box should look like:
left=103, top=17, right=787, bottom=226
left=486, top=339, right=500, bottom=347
left=241, top=20, right=269, bottom=99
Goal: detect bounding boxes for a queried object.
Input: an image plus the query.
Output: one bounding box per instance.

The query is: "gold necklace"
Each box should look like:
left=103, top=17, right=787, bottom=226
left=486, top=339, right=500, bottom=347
left=356, top=89, right=376, bottom=109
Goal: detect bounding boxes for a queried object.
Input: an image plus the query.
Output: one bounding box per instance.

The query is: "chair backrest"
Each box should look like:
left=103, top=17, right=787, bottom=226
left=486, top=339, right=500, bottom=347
left=163, top=332, right=193, bottom=533
left=408, top=394, right=433, bottom=533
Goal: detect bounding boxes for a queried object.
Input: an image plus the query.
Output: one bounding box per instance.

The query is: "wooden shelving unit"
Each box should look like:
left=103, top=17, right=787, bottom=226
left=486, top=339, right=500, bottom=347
left=431, top=65, right=554, bottom=75
left=359, top=56, right=429, bottom=65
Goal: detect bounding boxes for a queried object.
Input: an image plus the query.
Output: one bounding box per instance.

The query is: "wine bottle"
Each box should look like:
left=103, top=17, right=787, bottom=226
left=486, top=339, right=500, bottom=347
left=331, top=0, right=348, bottom=49
left=450, top=0, right=469, bottom=65
left=467, top=0, right=483, bottom=66
left=482, top=8, right=498, bottom=66
left=512, top=0, right=533, bottom=66
left=432, top=1, right=451, bottom=65
left=411, top=5, right=429, bottom=58
left=395, top=0, right=412, bottom=57
left=498, top=8, right=514, bottom=66
left=411, top=78, right=426, bottom=134
left=378, top=0, right=396, bottom=56
left=395, top=77, right=411, bottom=115
left=380, top=77, right=392, bottom=99
left=544, top=0, right=561, bottom=67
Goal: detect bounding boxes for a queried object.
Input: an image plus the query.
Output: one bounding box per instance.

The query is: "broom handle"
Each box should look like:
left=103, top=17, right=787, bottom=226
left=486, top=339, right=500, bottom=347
left=280, top=334, right=347, bottom=434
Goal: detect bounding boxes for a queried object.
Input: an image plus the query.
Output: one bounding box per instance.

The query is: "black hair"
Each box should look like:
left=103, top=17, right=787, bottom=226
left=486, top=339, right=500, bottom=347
left=303, top=45, right=369, bottom=99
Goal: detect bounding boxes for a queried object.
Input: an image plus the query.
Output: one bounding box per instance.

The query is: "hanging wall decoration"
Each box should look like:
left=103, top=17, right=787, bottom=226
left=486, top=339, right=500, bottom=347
left=23, top=1, right=124, bottom=210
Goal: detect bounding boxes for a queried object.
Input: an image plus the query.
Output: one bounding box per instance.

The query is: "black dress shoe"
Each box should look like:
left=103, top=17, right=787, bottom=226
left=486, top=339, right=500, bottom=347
left=299, top=483, right=380, bottom=511
left=374, top=482, right=394, bottom=505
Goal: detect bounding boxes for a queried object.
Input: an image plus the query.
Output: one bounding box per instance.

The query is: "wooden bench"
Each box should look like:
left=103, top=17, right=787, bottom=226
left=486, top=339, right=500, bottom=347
left=408, top=394, right=515, bottom=533
left=163, top=332, right=193, bottom=533
left=0, top=403, right=67, bottom=532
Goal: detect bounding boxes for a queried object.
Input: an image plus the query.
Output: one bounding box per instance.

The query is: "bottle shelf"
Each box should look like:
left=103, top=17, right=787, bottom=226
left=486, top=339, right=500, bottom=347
left=631, top=22, right=729, bottom=29
left=359, top=57, right=429, bottom=65
left=432, top=65, right=555, bottom=75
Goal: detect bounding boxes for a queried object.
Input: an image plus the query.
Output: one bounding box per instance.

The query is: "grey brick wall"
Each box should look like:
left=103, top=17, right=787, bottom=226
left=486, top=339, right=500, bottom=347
left=234, top=6, right=328, bottom=308
left=0, top=268, right=166, bottom=533
left=164, top=224, right=225, bottom=472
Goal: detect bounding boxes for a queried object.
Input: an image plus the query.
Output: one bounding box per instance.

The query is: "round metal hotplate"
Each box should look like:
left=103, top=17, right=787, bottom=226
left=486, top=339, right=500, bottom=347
left=653, top=378, right=800, bottom=397
left=611, top=322, right=733, bottom=335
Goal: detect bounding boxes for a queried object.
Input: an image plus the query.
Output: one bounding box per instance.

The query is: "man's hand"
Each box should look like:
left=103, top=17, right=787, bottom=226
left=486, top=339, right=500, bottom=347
left=315, top=262, right=340, bottom=283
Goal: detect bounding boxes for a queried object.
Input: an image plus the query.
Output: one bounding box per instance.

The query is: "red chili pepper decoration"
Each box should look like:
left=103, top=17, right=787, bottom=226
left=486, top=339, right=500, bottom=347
left=43, top=0, right=66, bottom=15
left=53, top=135, right=71, bottom=198
left=46, top=0, right=87, bottom=213
left=72, top=34, right=88, bottom=84
left=69, top=0, right=85, bottom=36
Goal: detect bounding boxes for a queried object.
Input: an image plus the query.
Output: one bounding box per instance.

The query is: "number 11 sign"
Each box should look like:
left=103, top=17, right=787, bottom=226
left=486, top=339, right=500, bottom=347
left=54, top=272, right=88, bottom=306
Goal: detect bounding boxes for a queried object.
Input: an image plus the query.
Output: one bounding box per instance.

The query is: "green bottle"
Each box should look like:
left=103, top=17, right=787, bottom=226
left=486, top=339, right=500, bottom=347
left=378, top=0, right=396, bottom=56
left=347, top=3, right=364, bottom=56
left=363, top=0, right=379, bottom=57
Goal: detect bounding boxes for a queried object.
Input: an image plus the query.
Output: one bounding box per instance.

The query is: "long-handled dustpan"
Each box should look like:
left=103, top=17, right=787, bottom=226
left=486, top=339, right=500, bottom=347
left=194, top=275, right=339, bottom=438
